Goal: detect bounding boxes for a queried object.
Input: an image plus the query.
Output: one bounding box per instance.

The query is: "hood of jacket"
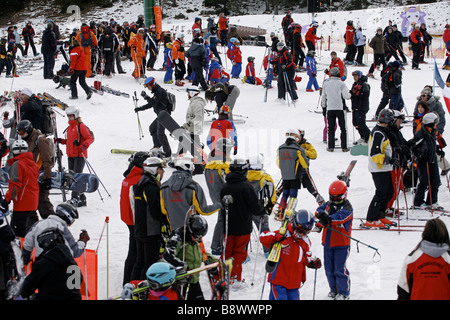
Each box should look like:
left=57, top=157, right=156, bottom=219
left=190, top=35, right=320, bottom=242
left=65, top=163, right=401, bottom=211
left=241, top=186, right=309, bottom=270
left=225, top=171, right=248, bottom=184
left=165, top=170, right=194, bottom=192
left=420, top=240, right=450, bottom=258
left=40, top=244, right=76, bottom=267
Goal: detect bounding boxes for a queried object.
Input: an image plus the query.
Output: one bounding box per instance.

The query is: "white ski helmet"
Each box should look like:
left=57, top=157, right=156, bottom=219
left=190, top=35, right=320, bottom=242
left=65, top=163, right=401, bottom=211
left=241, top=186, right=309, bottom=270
left=174, top=154, right=195, bottom=172
left=11, top=139, right=29, bottom=156
left=286, top=128, right=301, bottom=142
left=247, top=153, right=265, bottom=170
left=176, top=32, right=185, bottom=39
left=142, top=157, right=166, bottom=176
left=422, top=112, right=438, bottom=127
left=65, top=106, right=80, bottom=119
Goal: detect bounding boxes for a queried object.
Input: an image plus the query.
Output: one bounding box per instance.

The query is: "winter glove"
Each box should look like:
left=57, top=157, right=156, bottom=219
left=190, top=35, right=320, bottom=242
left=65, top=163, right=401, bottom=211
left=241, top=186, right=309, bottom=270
left=175, top=59, right=179, bottom=64
left=68, top=68, right=74, bottom=76
left=308, top=257, right=322, bottom=269
left=222, top=195, right=233, bottom=206
left=121, top=283, right=135, bottom=300
left=140, top=90, right=150, bottom=100
left=274, top=231, right=286, bottom=243
left=40, top=178, right=52, bottom=190
left=233, top=147, right=238, bottom=155
left=0, top=197, right=9, bottom=213
left=79, top=230, right=90, bottom=243
left=22, top=250, right=32, bottom=265
left=316, top=211, right=331, bottom=226
left=437, top=148, right=445, bottom=157
left=54, top=138, right=66, bottom=144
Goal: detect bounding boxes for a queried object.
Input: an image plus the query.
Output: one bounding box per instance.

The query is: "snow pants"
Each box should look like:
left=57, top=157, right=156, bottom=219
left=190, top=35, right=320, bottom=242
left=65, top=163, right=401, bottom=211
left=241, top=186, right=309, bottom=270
left=414, top=160, right=440, bottom=207
left=324, top=245, right=351, bottom=297
left=367, top=171, right=394, bottom=221
left=269, top=284, right=299, bottom=300
left=223, top=233, right=250, bottom=281
left=326, top=110, right=347, bottom=149
left=352, top=109, right=370, bottom=142
left=149, top=118, right=172, bottom=157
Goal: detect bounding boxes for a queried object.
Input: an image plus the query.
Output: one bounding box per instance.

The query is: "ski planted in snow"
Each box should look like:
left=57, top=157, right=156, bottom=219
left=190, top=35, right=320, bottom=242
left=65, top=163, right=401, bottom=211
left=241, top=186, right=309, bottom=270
left=265, top=197, right=298, bottom=273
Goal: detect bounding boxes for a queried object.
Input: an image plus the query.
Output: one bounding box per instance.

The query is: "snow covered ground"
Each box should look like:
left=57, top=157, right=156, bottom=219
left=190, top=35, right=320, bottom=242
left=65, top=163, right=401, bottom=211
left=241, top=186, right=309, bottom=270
left=1, top=1, right=450, bottom=302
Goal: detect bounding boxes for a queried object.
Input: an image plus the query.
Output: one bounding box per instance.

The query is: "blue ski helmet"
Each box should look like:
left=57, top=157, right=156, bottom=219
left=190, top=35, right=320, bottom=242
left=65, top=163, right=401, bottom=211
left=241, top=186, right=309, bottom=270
left=146, top=262, right=176, bottom=290
left=144, top=76, right=156, bottom=88
left=291, top=209, right=315, bottom=232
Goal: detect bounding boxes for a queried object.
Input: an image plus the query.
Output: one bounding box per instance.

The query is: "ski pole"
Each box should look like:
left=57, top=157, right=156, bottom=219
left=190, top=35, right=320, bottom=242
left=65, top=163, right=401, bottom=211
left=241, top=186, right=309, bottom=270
left=426, top=162, right=433, bottom=215
left=324, top=225, right=381, bottom=261
left=313, top=268, right=317, bottom=300
left=133, top=91, right=144, bottom=139
left=81, top=149, right=112, bottom=198
left=250, top=216, right=263, bottom=287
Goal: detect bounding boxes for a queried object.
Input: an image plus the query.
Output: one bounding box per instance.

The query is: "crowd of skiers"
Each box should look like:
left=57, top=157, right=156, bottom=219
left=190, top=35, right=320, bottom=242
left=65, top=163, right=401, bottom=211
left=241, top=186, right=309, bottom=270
left=1, top=11, right=450, bottom=302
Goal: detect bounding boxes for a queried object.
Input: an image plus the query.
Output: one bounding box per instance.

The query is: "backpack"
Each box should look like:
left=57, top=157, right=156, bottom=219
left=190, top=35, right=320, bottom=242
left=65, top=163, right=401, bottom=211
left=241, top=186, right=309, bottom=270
left=166, top=92, right=176, bottom=112
left=41, top=101, right=54, bottom=135
left=78, top=122, right=94, bottom=142
left=36, top=133, right=57, bottom=167
left=101, top=32, right=114, bottom=52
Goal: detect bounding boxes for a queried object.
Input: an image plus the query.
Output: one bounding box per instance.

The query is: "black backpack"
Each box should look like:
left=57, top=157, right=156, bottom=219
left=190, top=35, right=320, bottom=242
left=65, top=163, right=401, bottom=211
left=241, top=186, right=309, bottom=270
left=102, top=32, right=114, bottom=52
left=40, top=100, right=54, bottom=135
left=166, top=92, right=176, bottom=112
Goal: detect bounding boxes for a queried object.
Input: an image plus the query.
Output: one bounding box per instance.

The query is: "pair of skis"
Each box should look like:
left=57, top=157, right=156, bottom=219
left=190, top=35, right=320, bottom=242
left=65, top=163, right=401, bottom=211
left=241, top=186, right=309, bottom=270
left=37, top=92, right=68, bottom=110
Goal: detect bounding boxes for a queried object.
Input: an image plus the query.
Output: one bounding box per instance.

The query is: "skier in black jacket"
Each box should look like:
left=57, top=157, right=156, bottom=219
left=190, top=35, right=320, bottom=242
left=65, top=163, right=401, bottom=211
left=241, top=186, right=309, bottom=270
left=134, top=77, right=172, bottom=157
left=220, top=158, right=262, bottom=287
left=41, top=22, right=57, bottom=79
left=18, top=228, right=83, bottom=300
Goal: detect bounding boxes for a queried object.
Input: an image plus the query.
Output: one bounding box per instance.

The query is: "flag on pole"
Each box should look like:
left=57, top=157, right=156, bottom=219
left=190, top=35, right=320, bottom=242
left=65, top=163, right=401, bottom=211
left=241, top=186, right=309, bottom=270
left=434, top=59, right=450, bottom=114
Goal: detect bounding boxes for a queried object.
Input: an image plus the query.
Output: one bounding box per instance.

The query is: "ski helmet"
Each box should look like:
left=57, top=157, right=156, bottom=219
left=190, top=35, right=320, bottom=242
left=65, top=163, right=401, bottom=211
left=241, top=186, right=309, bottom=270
left=219, top=105, right=231, bottom=115
left=329, top=180, right=347, bottom=205
left=377, top=108, right=395, bottom=126
left=11, top=139, right=28, bottom=156
left=286, top=128, right=301, bottom=142
left=247, top=153, right=265, bottom=170
left=247, top=56, right=255, bottom=62
left=174, top=154, right=195, bottom=172
left=37, top=228, right=65, bottom=251
left=142, top=157, right=166, bottom=176
left=188, top=215, right=208, bottom=240
left=229, top=158, right=250, bottom=174
left=129, top=151, right=150, bottom=168
left=422, top=112, right=438, bottom=127
left=146, top=261, right=177, bottom=292
left=144, top=76, right=156, bottom=88
left=290, top=209, right=315, bottom=239
left=16, top=119, right=34, bottom=136
left=276, top=41, right=285, bottom=50
left=65, top=105, right=80, bottom=119
left=392, top=110, right=405, bottom=121
left=55, top=202, right=79, bottom=225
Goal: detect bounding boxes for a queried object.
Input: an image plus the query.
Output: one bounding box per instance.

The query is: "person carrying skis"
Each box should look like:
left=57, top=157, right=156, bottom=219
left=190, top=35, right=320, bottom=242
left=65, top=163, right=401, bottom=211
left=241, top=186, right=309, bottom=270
left=130, top=157, right=168, bottom=281
left=220, top=158, right=262, bottom=288
left=397, top=218, right=450, bottom=300
left=18, top=228, right=83, bottom=300
left=315, top=180, right=353, bottom=300
left=134, top=76, right=172, bottom=158
left=1, top=139, right=39, bottom=238
left=121, top=261, right=182, bottom=300
left=411, top=112, right=441, bottom=210
left=56, top=106, right=94, bottom=207
left=275, top=129, right=308, bottom=220
left=160, top=154, right=222, bottom=231
left=205, top=138, right=234, bottom=256
left=350, top=70, right=371, bottom=144
left=305, top=50, right=320, bottom=92
left=362, top=108, right=396, bottom=229
left=19, top=88, right=44, bottom=132
left=163, top=214, right=217, bottom=300
left=261, top=209, right=321, bottom=300
left=128, top=28, right=146, bottom=79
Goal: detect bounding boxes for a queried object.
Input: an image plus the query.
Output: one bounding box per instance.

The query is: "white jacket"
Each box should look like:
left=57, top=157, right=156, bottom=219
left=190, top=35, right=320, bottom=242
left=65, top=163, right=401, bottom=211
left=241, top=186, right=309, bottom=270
left=184, top=95, right=205, bottom=136
left=321, top=77, right=351, bottom=111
